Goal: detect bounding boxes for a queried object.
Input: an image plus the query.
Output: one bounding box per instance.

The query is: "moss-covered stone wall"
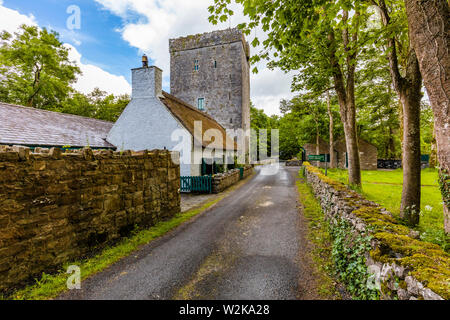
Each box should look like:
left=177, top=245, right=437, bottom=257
left=303, top=162, right=449, bottom=300
left=0, top=146, right=180, bottom=293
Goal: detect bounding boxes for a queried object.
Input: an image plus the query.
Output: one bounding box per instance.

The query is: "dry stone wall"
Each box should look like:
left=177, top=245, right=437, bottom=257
left=212, top=165, right=253, bottom=194
left=0, top=146, right=180, bottom=292
left=303, top=163, right=448, bottom=300
left=286, top=159, right=302, bottom=166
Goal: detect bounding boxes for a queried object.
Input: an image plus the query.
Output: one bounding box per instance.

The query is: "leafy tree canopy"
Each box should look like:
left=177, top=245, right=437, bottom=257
left=0, top=25, right=80, bottom=108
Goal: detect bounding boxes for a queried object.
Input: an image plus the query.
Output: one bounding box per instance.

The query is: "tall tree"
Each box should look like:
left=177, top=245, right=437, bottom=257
left=60, top=88, right=130, bottom=122
left=326, top=90, right=337, bottom=168
left=281, top=94, right=329, bottom=165
left=209, top=0, right=372, bottom=185
left=250, top=102, right=279, bottom=160
left=0, top=25, right=80, bottom=109
left=403, top=0, right=450, bottom=233
left=373, top=0, right=422, bottom=225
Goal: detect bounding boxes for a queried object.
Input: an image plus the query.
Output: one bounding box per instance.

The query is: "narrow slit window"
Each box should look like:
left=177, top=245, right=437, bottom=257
left=198, top=98, right=205, bottom=110
left=194, top=59, right=199, bottom=71
left=214, top=60, right=217, bottom=68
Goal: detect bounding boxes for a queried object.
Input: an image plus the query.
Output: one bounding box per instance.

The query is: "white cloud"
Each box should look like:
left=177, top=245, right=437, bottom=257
left=0, top=3, right=131, bottom=96
left=0, top=4, right=37, bottom=33
left=95, top=0, right=294, bottom=115
left=65, top=44, right=131, bottom=95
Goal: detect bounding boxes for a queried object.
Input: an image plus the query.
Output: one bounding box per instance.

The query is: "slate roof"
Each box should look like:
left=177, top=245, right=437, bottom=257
left=159, top=91, right=237, bottom=151
left=0, top=102, right=115, bottom=148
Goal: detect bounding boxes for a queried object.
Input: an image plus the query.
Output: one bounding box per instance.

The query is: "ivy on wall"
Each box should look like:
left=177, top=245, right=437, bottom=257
left=329, top=218, right=379, bottom=300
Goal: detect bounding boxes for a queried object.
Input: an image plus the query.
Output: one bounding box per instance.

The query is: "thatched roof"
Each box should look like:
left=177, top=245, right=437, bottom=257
left=159, top=91, right=237, bottom=151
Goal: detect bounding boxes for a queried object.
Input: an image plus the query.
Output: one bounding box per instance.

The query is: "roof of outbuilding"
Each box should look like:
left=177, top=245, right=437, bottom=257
left=159, top=91, right=237, bottom=151
left=0, top=102, right=115, bottom=148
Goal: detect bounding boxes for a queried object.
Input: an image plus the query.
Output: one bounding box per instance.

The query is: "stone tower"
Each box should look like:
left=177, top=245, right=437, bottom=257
left=169, top=28, right=250, bottom=133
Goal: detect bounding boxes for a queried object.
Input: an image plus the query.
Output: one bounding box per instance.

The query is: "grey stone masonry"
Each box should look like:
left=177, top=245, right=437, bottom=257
left=169, top=28, right=250, bottom=133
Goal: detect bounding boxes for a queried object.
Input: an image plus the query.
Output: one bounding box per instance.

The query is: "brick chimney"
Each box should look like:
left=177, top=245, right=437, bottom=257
left=131, top=57, right=162, bottom=99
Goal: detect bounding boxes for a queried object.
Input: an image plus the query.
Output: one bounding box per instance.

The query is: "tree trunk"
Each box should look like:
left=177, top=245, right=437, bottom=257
left=404, top=0, right=450, bottom=233
left=315, top=120, right=320, bottom=167
left=376, top=0, right=423, bottom=226
left=388, top=126, right=396, bottom=159
left=327, top=91, right=336, bottom=168
left=328, top=18, right=362, bottom=186
left=398, top=100, right=404, bottom=148
left=399, top=50, right=422, bottom=225
left=430, top=124, right=437, bottom=168
left=342, top=100, right=361, bottom=186
left=399, top=88, right=422, bottom=225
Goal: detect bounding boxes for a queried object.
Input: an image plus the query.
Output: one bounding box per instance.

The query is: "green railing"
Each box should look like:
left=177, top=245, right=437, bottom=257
left=180, top=175, right=212, bottom=193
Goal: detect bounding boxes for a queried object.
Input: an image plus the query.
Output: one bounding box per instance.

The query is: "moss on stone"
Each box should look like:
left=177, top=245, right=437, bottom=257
left=373, top=232, right=450, bottom=299
left=353, top=207, right=411, bottom=236
left=399, top=280, right=407, bottom=290
left=304, top=163, right=450, bottom=300
left=304, top=163, right=354, bottom=193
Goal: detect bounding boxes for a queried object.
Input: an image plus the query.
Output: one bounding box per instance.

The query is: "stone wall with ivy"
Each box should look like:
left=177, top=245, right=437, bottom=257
left=0, top=146, right=180, bottom=293
left=302, top=162, right=449, bottom=300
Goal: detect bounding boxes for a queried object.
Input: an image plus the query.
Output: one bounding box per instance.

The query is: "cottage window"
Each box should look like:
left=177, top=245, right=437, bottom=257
left=198, top=98, right=205, bottom=110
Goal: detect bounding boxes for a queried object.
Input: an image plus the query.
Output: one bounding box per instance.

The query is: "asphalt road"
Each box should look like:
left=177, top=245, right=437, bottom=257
left=59, top=165, right=309, bottom=300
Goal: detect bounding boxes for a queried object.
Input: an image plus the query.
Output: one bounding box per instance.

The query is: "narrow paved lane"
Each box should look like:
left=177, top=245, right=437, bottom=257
left=60, top=165, right=307, bottom=300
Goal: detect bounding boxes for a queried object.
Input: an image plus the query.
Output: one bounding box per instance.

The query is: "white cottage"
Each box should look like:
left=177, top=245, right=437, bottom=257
left=107, top=64, right=238, bottom=177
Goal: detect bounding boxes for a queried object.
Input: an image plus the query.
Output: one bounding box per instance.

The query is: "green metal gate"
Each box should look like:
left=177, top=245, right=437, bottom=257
left=180, top=176, right=212, bottom=193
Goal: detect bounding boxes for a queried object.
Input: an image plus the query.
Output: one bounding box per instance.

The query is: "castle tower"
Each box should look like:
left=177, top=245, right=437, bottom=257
left=169, top=28, right=250, bottom=134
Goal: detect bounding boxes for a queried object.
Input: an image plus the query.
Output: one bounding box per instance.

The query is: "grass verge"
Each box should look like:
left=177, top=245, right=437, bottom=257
left=296, top=174, right=341, bottom=299
left=7, top=171, right=256, bottom=300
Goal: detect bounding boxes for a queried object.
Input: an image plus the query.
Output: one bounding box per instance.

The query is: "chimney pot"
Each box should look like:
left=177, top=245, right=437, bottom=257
left=142, top=54, right=148, bottom=68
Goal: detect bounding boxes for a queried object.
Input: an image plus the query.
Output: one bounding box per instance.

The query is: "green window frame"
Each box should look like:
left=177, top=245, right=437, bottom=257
left=198, top=98, right=205, bottom=110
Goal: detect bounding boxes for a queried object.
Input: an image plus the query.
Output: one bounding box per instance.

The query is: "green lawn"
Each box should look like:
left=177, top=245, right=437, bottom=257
left=319, top=168, right=448, bottom=250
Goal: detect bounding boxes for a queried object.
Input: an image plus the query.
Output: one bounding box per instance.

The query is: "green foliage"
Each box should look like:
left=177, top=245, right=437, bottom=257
left=0, top=24, right=129, bottom=122
left=420, top=103, right=435, bottom=156
left=329, top=218, right=379, bottom=300
left=250, top=102, right=279, bottom=159
left=296, top=176, right=341, bottom=299
left=60, top=88, right=130, bottom=122
left=0, top=25, right=80, bottom=108
left=355, top=42, right=401, bottom=159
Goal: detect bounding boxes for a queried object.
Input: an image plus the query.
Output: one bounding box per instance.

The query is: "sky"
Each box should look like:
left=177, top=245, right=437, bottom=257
left=0, top=0, right=296, bottom=115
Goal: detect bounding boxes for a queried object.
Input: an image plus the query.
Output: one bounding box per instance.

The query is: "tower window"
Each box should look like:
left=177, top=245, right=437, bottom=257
left=197, top=98, right=205, bottom=110
left=214, top=60, right=217, bottom=68
left=194, top=59, right=199, bottom=71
